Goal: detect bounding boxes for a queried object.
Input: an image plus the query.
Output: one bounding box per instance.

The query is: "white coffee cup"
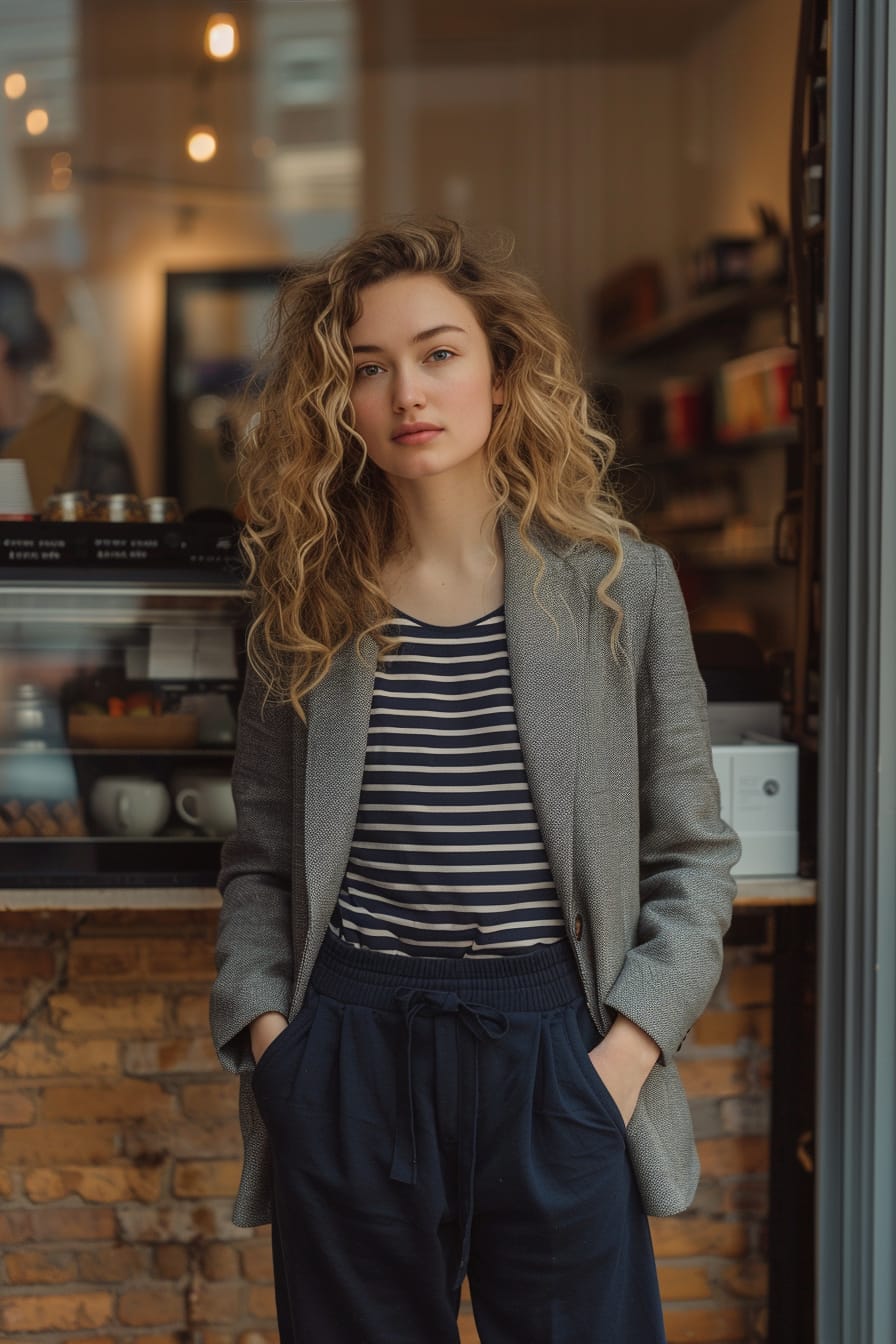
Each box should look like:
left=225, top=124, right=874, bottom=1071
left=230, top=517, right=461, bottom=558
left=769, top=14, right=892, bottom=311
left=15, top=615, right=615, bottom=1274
left=89, top=776, right=171, bottom=837
left=0, top=459, right=34, bottom=517
left=175, top=775, right=235, bottom=837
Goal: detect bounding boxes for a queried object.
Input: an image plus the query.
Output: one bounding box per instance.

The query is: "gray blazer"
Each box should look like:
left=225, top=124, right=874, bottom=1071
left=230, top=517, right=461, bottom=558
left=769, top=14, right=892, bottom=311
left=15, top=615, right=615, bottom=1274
left=211, top=507, right=742, bottom=1226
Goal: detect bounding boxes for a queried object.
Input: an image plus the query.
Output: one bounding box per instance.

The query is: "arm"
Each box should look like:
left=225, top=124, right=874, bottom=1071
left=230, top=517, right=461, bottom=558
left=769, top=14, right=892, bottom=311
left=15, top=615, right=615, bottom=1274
left=209, top=664, right=299, bottom=1074
left=602, top=543, right=742, bottom=1068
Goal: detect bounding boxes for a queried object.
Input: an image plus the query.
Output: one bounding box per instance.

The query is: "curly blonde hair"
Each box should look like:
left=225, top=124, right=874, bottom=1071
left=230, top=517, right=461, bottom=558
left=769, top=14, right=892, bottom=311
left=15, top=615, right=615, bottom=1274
left=239, top=217, right=640, bottom=720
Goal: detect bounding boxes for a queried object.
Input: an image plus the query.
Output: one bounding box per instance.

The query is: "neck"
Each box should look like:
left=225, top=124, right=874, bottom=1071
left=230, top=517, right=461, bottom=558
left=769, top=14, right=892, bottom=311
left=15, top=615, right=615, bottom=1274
left=387, top=468, right=502, bottom=578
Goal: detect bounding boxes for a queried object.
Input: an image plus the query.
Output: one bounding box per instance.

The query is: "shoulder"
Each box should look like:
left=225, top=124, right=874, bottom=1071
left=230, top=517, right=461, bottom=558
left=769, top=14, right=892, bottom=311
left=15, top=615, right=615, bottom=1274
left=564, top=529, right=672, bottom=604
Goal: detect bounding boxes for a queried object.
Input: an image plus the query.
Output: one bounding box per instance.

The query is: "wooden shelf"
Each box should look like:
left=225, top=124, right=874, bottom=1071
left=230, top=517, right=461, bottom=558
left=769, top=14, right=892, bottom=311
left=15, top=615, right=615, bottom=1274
left=595, top=284, right=788, bottom=362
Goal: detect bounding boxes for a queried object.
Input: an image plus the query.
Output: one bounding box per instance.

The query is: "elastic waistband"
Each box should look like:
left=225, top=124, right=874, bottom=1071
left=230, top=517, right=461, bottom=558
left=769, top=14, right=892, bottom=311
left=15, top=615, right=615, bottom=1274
left=310, top=929, right=585, bottom=1012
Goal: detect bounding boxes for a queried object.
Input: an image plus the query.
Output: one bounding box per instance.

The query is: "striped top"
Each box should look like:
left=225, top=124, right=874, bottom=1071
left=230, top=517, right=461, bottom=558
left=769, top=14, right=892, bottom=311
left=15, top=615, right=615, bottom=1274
left=329, top=603, right=566, bottom=958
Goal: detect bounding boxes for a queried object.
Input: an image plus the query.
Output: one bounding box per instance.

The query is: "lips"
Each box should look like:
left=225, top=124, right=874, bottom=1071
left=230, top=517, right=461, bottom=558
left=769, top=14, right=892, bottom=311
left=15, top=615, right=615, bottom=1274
left=391, top=423, right=442, bottom=443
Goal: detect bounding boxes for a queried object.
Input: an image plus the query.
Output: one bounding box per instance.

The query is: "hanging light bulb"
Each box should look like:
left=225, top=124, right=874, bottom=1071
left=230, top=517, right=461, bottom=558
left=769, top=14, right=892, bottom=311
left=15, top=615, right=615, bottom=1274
left=26, top=108, right=49, bottom=135
left=4, top=72, right=27, bottom=99
left=186, top=125, right=218, bottom=163
left=203, top=13, right=239, bottom=61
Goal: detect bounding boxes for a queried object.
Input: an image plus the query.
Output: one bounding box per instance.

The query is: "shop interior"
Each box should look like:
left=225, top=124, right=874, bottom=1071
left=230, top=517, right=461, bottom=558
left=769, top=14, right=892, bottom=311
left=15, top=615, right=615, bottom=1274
left=0, top=2, right=823, bottom=1341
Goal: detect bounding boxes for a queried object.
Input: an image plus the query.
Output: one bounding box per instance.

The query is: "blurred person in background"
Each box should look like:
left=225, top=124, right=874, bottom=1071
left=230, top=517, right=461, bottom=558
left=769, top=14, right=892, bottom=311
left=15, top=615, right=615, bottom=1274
left=0, top=263, right=136, bottom=511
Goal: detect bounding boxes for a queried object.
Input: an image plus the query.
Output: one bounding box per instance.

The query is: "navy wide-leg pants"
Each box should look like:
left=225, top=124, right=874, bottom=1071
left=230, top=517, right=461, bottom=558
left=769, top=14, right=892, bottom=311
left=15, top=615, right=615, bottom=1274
left=252, top=930, right=667, bottom=1344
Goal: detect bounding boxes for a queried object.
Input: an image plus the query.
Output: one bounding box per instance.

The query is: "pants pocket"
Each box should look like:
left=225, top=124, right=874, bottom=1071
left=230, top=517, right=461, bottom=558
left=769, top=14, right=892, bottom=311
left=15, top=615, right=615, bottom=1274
left=251, top=987, right=319, bottom=1110
left=562, top=999, right=628, bottom=1138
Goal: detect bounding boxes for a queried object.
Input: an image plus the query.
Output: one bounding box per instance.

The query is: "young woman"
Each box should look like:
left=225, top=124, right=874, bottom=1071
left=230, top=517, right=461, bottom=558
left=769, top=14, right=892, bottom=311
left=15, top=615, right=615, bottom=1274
left=210, top=218, right=742, bottom=1344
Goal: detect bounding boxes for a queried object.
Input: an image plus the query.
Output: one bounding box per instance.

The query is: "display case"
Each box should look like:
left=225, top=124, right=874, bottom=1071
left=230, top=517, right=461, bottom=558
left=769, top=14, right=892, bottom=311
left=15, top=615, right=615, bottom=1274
left=0, top=566, right=247, bottom=887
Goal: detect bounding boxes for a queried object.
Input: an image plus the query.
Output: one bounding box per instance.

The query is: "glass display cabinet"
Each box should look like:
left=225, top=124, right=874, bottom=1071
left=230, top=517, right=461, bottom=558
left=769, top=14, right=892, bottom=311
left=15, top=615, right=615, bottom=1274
left=0, top=535, right=247, bottom=887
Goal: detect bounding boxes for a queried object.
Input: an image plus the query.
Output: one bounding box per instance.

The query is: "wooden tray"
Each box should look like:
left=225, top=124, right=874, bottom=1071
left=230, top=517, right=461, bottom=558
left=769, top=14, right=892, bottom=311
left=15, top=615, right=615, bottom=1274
left=67, top=713, right=199, bottom=750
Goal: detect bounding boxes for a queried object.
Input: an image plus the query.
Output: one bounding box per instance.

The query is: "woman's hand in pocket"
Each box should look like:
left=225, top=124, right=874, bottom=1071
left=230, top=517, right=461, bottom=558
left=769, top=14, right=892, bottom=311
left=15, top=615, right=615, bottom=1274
left=588, top=1014, right=661, bottom=1127
left=250, top=1011, right=288, bottom=1065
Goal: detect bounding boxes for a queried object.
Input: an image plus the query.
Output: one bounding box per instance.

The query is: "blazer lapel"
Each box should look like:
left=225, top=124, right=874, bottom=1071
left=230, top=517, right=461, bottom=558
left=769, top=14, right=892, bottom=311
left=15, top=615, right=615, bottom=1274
left=500, top=510, right=584, bottom=918
left=304, top=630, right=376, bottom=919
left=303, top=508, right=587, bottom=922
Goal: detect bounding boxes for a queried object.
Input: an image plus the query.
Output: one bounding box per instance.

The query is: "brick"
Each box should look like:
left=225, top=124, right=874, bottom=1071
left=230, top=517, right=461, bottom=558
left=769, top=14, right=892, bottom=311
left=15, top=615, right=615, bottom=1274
left=154, top=1243, right=189, bottom=1278
left=690, top=1007, right=772, bottom=1048
left=247, top=1283, right=277, bottom=1321
left=650, top=1216, right=748, bottom=1259
left=0, top=1038, right=118, bottom=1076
left=1, top=1091, right=36, bottom=1124
left=688, top=1098, right=723, bottom=1141
left=173, top=1159, right=241, bottom=1198
left=192, top=1281, right=245, bottom=1324
left=720, top=1093, right=771, bottom=1135
left=131, top=1336, right=182, bottom=1344
left=241, top=1239, right=274, bottom=1283
left=43, top=1079, right=174, bottom=1121
left=124, top=1037, right=220, bottom=1075
left=175, top=994, right=211, bottom=1030
left=28, top=1206, right=117, bottom=1241
left=0, top=989, right=26, bottom=1021
left=0, top=1210, right=32, bottom=1242
left=68, top=938, right=145, bottom=979
left=723, top=1259, right=769, bottom=1298
left=722, top=1180, right=770, bottom=1216
left=123, top=1115, right=241, bottom=1161
left=25, top=1164, right=163, bottom=1204
left=697, top=1136, right=770, bottom=1177
left=144, top=940, right=216, bottom=980
left=0, top=1290, right=113, bottom=1333
left=201, top=1241, right=240, bottom=1280
left=238, top=1333, right=279, bottom=1344
left=0, top=1167, right=12, bottom=1198
left=726, top=963, right=773, bottom=1007
left=77, top=1245, right=145, bottom=1283
left=0, top=947, right=56, bottom=981
left=117, top=1201, right=252, bottom=1244
left=0, top=911, right=75, bottom=933
left=657, top=1264, right=713, bottom=1300
left=62, top=1336, right=117, bottom=1344
left=2, top=1123, right=119, bottom=1164
left=118, top=1287, right=184, bottom=1327
left=678, top=1058, right=748, bottom=1098
left=181, top=1080, right=238, bottom=1121
left=4, top=1249, right=77, bottom=1284
left=48, top=991, right=166, bottom=1035
left=663, top=1306, right=747, bottom=1342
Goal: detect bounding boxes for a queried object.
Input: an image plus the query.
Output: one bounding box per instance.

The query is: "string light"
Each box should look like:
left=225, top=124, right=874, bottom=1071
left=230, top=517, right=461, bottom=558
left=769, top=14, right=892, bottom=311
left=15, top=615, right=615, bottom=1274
left=186, top=125, right=217, bottom=163
left=203, top=13, right=239, bottom=61
left=4, top=72, right=27, bottom=99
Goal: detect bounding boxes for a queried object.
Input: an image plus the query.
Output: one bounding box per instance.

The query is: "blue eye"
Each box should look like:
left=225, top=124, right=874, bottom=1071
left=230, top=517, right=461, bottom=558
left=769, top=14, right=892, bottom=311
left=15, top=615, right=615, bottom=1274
left=354, top=364, right=382, bottom=379
left=429, top=348, right=453, bottom=362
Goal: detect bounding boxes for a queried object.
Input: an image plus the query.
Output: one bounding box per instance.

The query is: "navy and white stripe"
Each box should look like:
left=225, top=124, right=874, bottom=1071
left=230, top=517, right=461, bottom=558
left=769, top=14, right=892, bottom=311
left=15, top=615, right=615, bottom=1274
left=330, top=604, right=566, bottom=958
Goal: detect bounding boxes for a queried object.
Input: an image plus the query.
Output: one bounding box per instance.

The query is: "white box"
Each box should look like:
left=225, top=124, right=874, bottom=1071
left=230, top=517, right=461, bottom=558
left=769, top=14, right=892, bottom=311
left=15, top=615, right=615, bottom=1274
left=711, top=739, right=799, bottom=877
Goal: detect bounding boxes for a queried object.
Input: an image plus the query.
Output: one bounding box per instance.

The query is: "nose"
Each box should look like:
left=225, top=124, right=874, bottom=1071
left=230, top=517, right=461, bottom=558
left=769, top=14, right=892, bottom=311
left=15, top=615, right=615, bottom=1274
left=392, top=365, right=426, bottom=413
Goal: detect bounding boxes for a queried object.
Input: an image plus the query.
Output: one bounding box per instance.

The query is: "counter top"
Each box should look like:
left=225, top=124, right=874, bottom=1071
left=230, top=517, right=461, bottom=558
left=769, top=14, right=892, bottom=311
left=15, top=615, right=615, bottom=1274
left=0, top=878, right=818, bottom=912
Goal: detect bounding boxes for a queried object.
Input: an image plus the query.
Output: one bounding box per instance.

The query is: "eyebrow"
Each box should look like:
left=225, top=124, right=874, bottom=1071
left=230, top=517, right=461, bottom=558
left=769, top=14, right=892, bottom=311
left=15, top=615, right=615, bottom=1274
left=350, top=324, right=467, bottom=355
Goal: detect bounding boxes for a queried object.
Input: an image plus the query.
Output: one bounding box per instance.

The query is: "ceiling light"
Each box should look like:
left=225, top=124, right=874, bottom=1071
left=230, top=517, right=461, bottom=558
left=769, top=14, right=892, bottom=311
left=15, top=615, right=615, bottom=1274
left=186, top=125, right=218, bottom=163
left=204, top=13, right=239, bottom=61
left=26, top=108, right=49, bottom=135
left=4, top=72, right=27, bottom=99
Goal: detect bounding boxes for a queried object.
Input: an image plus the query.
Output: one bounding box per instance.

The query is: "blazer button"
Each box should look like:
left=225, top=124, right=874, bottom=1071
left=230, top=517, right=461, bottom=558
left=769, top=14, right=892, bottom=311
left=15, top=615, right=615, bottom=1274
left=573, top=913, right=583, bottom=940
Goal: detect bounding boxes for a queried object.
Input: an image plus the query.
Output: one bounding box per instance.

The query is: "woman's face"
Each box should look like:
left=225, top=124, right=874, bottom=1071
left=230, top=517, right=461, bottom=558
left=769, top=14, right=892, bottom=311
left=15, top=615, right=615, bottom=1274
left=346, top=272, right=504, bottom=490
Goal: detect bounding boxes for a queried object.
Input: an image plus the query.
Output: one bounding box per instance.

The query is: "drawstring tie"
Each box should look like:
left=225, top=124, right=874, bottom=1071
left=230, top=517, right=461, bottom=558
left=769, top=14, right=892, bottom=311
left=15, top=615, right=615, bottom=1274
left=389, top=986, right=509, bottom=1291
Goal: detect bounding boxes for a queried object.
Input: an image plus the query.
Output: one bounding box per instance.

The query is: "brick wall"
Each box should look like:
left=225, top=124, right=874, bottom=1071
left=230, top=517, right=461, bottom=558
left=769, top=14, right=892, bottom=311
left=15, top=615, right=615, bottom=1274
left=0, top=909, right=773, bottom=1343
